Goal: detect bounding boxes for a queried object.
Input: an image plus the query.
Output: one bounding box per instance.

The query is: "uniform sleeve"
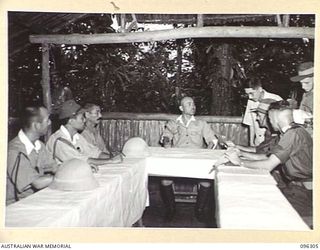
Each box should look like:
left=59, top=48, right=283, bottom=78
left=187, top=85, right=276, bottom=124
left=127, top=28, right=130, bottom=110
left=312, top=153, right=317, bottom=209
left=49, top=137, right=89, bottom=163
left=82, top=130, right=109, bottom=154
left=202, top=121, right=217, bottom=145
left=39, top=145, right=59, bottom=173
left=78, top=135, right=102, bottom=158
left=161, top=120, right=177, bottom=140
left=270, top=133, right=295, bottom=163
left=7, top=149, right=39, bottom=192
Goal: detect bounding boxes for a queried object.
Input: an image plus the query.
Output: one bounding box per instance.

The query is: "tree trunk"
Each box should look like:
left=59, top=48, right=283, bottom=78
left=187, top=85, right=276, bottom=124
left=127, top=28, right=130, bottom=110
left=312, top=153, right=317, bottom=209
left=210, top=43, right=234, bottom=116
left=176, top=39, right=182, bottom=87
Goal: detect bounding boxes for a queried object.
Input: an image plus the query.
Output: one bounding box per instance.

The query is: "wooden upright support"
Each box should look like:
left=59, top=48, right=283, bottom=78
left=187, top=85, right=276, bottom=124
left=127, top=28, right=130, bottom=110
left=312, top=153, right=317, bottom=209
left=197, top=14, right=204, bottom=27
left=41, top=43, right=52, bottom=138
left=41, top=43, right=52, bottom=113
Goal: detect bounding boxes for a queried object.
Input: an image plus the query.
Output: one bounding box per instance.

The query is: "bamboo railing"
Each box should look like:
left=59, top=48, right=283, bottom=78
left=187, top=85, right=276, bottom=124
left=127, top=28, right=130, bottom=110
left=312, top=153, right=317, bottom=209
left=100, top=112, right=249, bottom=152
left=8, top=113, right=249, bottom=151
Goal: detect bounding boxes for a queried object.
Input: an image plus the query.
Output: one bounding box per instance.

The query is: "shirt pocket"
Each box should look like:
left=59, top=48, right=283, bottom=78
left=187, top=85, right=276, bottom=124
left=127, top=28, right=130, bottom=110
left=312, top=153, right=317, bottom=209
left=189, top=127, right=201, bottom=137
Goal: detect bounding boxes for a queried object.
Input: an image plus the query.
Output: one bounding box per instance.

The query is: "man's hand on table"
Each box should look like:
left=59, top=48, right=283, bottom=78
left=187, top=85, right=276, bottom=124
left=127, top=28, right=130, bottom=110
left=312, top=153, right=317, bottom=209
left=224, top=149, right=241, bottom=166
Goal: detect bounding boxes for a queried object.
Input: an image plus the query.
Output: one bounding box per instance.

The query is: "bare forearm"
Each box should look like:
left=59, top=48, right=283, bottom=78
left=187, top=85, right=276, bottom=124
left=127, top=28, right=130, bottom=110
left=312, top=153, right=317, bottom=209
left=32, top=175, right=53, bottom=190
left=240, top=151, right=268, bottom=161
left=237, top=145, right=256, bottom=153
left=88, top=158, right=115, bottom=166
left=240, top=157, right=277, bottom=172
left=88, top=154, right=122, bottom=166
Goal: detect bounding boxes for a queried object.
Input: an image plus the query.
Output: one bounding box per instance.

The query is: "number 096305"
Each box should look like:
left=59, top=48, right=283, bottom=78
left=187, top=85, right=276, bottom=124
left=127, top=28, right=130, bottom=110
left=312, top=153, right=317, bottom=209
left=300, top=244, right=319, bottom=248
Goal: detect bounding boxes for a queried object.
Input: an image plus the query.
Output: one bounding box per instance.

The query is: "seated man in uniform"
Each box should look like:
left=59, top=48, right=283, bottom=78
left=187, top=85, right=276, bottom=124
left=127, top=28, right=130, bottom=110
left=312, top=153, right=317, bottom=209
left=81, top=103, right=110, bottom=155
left=6, top=106, right=58, bottom=205
left=160, top=96, right=218, bottom=222
left=224, top=100, right=313, bottom=228
left=228, top=98, right=280, bottom=161
left=46, top=100, right=122, bottom=168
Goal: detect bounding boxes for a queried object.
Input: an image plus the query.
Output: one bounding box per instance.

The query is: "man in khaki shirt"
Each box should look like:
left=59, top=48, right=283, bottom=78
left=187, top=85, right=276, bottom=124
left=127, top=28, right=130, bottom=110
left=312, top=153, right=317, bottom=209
left=6, top=106, right=57, bottom=205
left=46, top=100, right=122, bottom=168
left=81, top=103, right=110, bottom=155
left=160, top=96, right=218, bottom=223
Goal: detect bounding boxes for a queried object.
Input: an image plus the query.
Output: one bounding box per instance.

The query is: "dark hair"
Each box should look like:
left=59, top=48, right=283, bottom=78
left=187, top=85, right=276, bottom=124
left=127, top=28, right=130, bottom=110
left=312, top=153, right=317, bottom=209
left=243, top=77, right=262, bottom=89
left=268, top=100, right=292, bottom=111
left=20, top=106, right=44, bottom=129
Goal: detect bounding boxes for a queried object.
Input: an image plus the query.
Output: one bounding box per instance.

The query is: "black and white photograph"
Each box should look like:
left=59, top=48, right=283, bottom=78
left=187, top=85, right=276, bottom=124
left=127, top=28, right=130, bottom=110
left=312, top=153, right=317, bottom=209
left=2, top=3, right=317, bottom=244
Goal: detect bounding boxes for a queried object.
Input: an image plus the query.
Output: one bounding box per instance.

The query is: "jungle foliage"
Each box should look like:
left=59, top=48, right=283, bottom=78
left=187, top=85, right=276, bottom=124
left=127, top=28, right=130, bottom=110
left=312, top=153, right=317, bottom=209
left=8, top=14, right=315, bottom=116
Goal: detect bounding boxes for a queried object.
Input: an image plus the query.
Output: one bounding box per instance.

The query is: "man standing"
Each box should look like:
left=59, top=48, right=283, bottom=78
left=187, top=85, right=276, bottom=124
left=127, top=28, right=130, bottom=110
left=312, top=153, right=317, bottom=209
left=290, top=61, right=314, bottom=136
left=160, top=96, right=218, bottom=222
left=6, top=106, right=57, bottom=205
left=290, top=61, right=314, bottom=114
left=46, top=100, right=121, bottom=167
left=242, top=77, right=282, bottom=146
left=81, top=103, right=110, bottom=155
left=224, top=100, right=313, bottom=228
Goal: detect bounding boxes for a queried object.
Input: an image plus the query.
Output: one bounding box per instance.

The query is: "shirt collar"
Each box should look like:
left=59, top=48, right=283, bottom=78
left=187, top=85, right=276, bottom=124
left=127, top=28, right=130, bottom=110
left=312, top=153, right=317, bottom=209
left=176, top=115, right=196, bottom=127
left=18, top=130, right=41, bottom=155
left=281, top=125, right=291, bottom=134
left=60, top=125, right=80, bottom=145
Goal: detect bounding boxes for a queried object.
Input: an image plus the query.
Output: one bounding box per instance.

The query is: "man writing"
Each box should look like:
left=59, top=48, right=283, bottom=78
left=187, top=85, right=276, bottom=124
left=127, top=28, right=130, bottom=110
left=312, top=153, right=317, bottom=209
left=224, top=100, right=313, bottom=228
left=229, top=98, right=279, bottom=161
left=6, top=106, right=58, bottom=205
left=160, top=96, right=218, bottom=222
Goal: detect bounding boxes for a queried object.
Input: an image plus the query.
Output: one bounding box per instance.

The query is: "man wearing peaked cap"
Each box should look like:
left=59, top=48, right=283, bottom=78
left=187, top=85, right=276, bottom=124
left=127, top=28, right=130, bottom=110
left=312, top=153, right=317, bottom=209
left=46, top=99, right=122, bottom=168
left=290, top=62, right=314, bottom=114
left=58, top=99, right=83, bottom=119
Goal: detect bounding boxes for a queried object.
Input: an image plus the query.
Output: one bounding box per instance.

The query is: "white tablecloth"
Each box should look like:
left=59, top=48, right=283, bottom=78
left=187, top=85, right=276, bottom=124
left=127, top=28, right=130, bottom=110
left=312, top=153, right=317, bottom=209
left=215, top=166, right=310, bottom=230
left=5, top=158, right=148, bottom=227
left=146, top=147, right=225, bottom=179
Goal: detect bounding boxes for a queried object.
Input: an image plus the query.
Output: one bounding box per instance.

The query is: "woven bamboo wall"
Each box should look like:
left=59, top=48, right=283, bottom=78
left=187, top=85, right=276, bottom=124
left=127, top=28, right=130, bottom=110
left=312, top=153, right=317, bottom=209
left=99, top=112, right=248, bottom=152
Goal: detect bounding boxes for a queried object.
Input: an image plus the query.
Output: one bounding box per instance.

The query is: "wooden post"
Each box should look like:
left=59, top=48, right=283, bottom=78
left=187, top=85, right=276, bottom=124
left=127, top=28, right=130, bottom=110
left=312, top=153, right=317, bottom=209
left=276, top=14, right=283, bottom=27
left=211, top=44, right=234, bottom=116
left=41, top=43, right=52, bottom=138
left=197, top=14, right=204, bottom=27
left=283, top=15, right=290, bottom=27
left=41, top=43, right=52, bottom=113
left=176, top=39, right=182, bottom=88
left=120, top=14, right=126, bottom=32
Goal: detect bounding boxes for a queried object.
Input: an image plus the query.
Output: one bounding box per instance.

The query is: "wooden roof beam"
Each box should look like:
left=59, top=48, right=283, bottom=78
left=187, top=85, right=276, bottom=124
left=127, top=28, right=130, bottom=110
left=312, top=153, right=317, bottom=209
left=30, top=26, right=314, bottom=45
